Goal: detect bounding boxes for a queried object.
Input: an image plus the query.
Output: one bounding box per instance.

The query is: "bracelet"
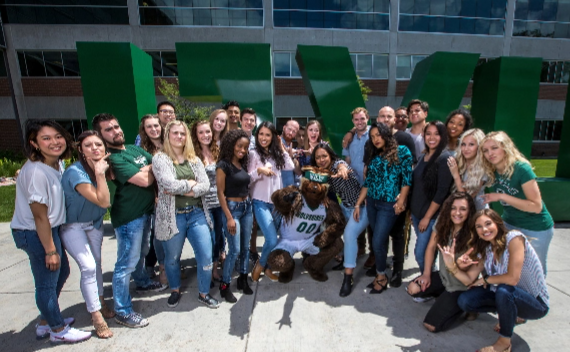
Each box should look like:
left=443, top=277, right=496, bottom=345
left=483, top=275, right=489, bottom=285
left=446, top=264, right=458, bottom=275
left=45, top=251, right=58, bottom=257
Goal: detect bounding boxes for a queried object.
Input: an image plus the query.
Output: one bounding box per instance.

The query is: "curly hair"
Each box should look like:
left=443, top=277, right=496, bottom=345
left=422, top=121, right=449, bottom=201
left=445, top=109, right=473, bottom=148
left=364, top=122, right=399, bottom=166
left=480, top=131, right=532, bottom=184
left=218, top=129, right=250, bottom=169
left=25, top=119, right=73, bottom=162
left=254, top=121, right=286, bottom=170
left=469, top=208, right=510, bottom=261
left=190, top=120, right=220, bottom=163
left=454, top=128, right=488, bottom=194
left=434, top=192, right=476, bottom=255
left=138, top=114, right=163, bottom=155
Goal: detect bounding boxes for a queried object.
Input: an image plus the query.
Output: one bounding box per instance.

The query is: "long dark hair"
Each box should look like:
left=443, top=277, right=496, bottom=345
left=434, top=192, right=476, bottom=255
left=25, top=119, right=73, bottom=162
left=310, top=143, right=339, bottom=169
left=470, top=209, right=510, bottom=261
left=255, top=121, right=286, bottom=170
left=422, top=120, right=448, bottom=200
left=364, top=122, right=399, bottom=165
left=445, top=109, right=473, bottom=134
left=138, top=114, right=163, bottom=155
left=76, top=130, right=112, bottom=182
left=218, top=129, right=250, bottom=169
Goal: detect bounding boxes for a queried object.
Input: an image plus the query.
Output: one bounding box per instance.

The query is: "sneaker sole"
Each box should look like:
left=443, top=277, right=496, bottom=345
left=136, top=285, right=169, bottom=294
left=199, top=301, right=220, bottom=309
left=167, top=299, right=180, bottom=308
left=114, top=318, right=149, bottom=328
left=36, top=319, right=76, bottom=340
left=49, top=336, right=91, bottom=345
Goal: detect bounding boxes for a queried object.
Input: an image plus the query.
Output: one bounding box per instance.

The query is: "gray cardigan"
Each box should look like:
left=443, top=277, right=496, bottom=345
left=152, top=152, right=213, bottom=241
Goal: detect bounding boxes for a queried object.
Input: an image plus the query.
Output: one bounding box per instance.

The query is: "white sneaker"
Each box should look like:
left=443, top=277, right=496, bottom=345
left=413, top=296, right=434, bottom=303
left=36, top=317, right=75, bottom=339
left=49, top=325, right=91, bottom=344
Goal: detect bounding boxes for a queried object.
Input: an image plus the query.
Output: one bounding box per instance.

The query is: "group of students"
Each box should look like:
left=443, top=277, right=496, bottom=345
left=10, top=99, right=552, bottom=351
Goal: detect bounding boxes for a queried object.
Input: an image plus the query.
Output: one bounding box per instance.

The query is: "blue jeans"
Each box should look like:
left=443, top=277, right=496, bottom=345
left=209, top=207, right=225, bottom=263
left=504, top=222, right=553, bottom=276
left=253, top=199, right=281, bottom=267
left=222, top=199, right=253, bottom=283
left=412, top=214, right=437, bottom=273
left=12, top=227, right=70, bottom=329
left=458, top=285, right=549, bottom=338
left=161, top=208, right=213, bottom=295
left=366, top=198, right=399, bottom=274
left=112, top=214, right=153, bottom=316
left=340, top=203, right=369, bottom=269
left=150, top=213, right=165, bottom=265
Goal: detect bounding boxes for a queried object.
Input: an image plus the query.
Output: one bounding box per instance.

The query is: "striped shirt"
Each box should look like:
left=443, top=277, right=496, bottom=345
left=485, top=230, right=549, bottom=306
left=328, top=159, right=361, bottom=208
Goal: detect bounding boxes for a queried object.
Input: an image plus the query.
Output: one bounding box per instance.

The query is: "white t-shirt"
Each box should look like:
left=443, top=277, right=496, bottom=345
left=280, top=198, right=326, bottom=242
left=11, top=160, right=66, bottom=230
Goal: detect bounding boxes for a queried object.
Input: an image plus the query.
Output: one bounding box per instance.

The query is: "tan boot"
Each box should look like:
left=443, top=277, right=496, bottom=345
left=251, top=260, right=263, bottom=282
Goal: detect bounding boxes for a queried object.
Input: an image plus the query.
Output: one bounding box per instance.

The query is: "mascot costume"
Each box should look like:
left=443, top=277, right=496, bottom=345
left=267, top=167, right=346, bottom=283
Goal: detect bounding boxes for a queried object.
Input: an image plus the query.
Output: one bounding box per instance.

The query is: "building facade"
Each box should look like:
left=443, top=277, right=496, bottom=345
left=0, top=0, right=568, bottom=155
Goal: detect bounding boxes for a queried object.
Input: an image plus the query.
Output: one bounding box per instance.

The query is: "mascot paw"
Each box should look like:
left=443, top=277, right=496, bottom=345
left=313, top=234, right=327, bottom=248
left=308, top=271, right=328, bottom=282
left=278, top=270, right=294, bottom=283
left=283, top=191, right=299, bottom=204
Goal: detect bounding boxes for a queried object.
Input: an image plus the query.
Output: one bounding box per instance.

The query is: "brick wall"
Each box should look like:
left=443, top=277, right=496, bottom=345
left=0, top=78, right=12, bottom=96
left=274, top=79, right=307, bottom=95
left=0, top=119, right=23, bottom=152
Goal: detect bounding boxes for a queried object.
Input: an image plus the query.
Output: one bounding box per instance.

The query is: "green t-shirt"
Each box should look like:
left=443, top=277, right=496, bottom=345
left=174, top=161, right=201, bottom=209
left=109, top=145, right=155, bottom=227
left=493, top=161, right=553, bottom=231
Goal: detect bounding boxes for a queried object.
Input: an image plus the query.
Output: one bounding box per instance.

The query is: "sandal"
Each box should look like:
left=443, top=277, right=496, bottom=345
left=93, top=320, right=113, bottom=339
left=493, top=317, right=526, bottom=333
left=477, top=345, right=511, bottom=352
left=367, top=275, right=388, bottom=294
left=100, top=305, right=116, bottom=319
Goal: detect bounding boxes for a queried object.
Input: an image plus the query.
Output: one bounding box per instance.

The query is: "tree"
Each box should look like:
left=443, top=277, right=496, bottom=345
left=358, top=77, right=372, bottom=102
left=157, top=78, right=216, bottom=126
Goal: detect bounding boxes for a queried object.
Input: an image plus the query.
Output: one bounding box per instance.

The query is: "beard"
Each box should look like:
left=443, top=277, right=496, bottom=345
left=105, top=135, right=125, bottom=147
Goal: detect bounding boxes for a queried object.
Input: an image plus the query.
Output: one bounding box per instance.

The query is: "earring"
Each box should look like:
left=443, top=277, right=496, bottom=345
left=36, top=147, right=40, bottom=151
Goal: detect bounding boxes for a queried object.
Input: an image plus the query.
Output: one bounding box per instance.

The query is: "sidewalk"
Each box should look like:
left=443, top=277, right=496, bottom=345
left=0, top=222, right=568, bottom=352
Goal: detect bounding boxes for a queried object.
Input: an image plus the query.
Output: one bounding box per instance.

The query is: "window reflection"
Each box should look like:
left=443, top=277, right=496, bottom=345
left=0, top=2, right=129, bottom=25
left=513, top=0, right=570, bottom=38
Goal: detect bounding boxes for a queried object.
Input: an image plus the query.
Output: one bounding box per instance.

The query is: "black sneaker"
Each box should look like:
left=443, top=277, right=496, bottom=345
left=167, top=291, right=181, bottom=308
left=136, top=281, right=168, bottom=293
left=198, top=294, right=220, bottom=309
left=114, top=312, right=149, bottom=328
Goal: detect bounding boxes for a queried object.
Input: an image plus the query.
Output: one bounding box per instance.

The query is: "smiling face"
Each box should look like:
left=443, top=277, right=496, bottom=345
left=377, top=107, right=395, bottom=129
left=475, top=214, right=499, bottom=243
left=157, top=104, right=176, bottom=127
left=234, top=137, right=250, bottom=161
left=461, top=135, right=478, bottom=161
left=369, top=127, right=385, bottom=149
left=447, top=114, right=466, bottom=140
left=283, top=121, right=299, bottom=142
left=240, top=113, right=256, bottom=134
left=481, top=139, right=506, bottom=169
left=394, top=108, right=409, bottom=131
left=307, top=124, right=320, bottom=143
left=352, top=111, right=369, bottom=133
left=314, top=147, right=332, bottom=169
left=196, top=123, right=212, bottom=146
left=409, top=104, right=427, bottom=126
left=450, top=198, right=469, bottom=227
left=30, top=126, right=67, bottom=160
left=143, top=117, right=161, bottom=141
left=99, top=119, right=125, bottom=147
left=227, top=105, right=240, bottom=125
left=257, top=126, right=273, bottom=150
left=212, top=112, right=227, bottom=133
left=80, top=135, right=105, bottom=162
left=168, top=124, right=186, bottom=150
left=424, top=125, right=441, bottom=152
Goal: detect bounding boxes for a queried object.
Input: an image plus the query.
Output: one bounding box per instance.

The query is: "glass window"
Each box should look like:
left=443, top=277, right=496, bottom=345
left=0, top=54, right=7, bottom=77
left=399, top=0, right=507, bottom=35
left=540, top=60, right=570, bottom=83
left=0, top=3, right=129, bottom=25
left=138, top=0, right=263, bottom=26
left=22, top=51, right=46, bottom=76
left=356, top=54, right=373, bottom=78
left=274, top=0, right=389, bottom=30
left=396, top=55, right=411, bottom=79
left=43, top=51, right=65, bottom=77
left=274, top=52, right=291, bottom=77
left=373, top=54, right=388, bottom=79
left=514, top=0, right=570, bottom=38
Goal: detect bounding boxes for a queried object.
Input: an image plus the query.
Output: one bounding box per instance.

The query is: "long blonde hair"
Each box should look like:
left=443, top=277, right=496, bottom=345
left=162, top=120, right=197, bottom=164
left=209, top=109, right=229, bottom=144
left=454, top=128, right=487, bottom=192
left=480, top=131, right=531, bottom=184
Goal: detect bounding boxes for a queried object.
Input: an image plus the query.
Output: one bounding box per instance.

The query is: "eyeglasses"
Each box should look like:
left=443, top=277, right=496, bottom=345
left=159, top=109, right=175, bottom=115
left=395, top=114, right=408, bottom=119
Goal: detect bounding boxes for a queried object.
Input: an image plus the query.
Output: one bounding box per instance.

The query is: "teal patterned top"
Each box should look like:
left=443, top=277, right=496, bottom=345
left=364, top=146, right=413, bottom=202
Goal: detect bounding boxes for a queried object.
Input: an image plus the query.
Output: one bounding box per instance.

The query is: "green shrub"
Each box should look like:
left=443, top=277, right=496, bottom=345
left=0, top=158, right=25, bottom=177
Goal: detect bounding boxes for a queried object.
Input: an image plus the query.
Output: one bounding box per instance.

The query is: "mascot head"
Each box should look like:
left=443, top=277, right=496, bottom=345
left=300, top=166, right=330, bottom=208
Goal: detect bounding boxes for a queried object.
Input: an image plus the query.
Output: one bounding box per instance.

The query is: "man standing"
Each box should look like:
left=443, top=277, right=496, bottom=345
left=375, top=106, right=416, bottom=287
left=280, top=119, right=301, bottom=188
left=223, top=100, right=241, bottom=130
left=406, top=99, right=429, bottom=161
left=394, top=106, right=409, bottom=132
left=93, top=113, right=166, bottom=329
left=135, top=101, right=176, bottom=146
left=240, top=108, right=257, bottom=150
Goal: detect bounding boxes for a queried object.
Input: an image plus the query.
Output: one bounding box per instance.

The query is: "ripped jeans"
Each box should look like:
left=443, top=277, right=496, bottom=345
left=161, top=207, right=213, bottom=295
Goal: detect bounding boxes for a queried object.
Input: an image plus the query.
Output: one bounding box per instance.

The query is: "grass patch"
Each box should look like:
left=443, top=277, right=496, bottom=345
left=0, top=185, right=16, bottom=222
left=531, top=159, right=557, bottom=178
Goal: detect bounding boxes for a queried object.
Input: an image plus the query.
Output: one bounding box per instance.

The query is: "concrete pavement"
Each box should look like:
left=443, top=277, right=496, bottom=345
left=0, top=222, right=568, bottom=352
